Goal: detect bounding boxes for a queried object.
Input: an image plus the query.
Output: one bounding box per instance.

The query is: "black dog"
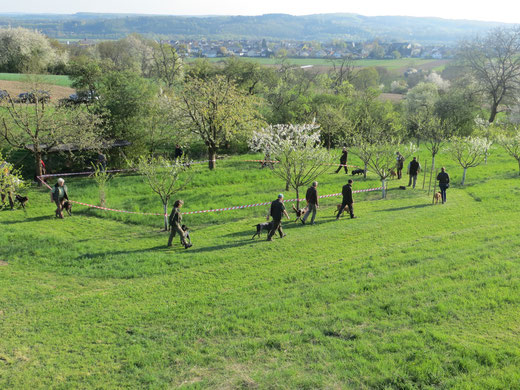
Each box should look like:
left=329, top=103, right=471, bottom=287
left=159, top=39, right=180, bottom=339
left=252, top=221, right=274, bottom=239
left=63, top=200, right=72, bottom=216
left=351, top=168, right=364, bottom=176
left=15, top=195, right=28, bottom=210
left=181, top=224, right=192, bottom=245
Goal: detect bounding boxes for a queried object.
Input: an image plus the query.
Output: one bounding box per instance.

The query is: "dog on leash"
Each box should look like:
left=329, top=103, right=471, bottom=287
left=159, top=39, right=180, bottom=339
left=433, top=192, right=442, bottom=204
left=251, top=221, right=274, bottom=239
left=15, top=195, right=28, bottom=210
left=63, top=200, right=72, bottom=216
left=351, top=168, right=364, bottom=176
left=333, top=204, right=349, bottom=216
left=389, top=169, right=397, bottom=179
left=181, top=224, right=192, bottom=245
left=292, top=204, right=308, bottom=222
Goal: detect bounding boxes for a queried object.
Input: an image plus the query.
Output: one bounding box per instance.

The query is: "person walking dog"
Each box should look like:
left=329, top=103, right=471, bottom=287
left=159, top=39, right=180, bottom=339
left=407, top=157, right=421, bottom=188
left=168, top=200, right=192, bottom=249
left=51, top=178, right=69, bottom=218
left=302, top=181, right=319, bottom=225
left=267, top=194, right=290, bottom=241
left=335, top=147, right=349, bottom=174
left=396, top=151, right=405, bottom=180
left=436, top=167, right=450, bottom=204
left=336, top=179, right=356, bottom=220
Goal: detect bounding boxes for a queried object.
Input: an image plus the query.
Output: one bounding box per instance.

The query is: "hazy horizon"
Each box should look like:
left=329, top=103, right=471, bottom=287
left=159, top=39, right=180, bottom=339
left=2, top=0, right=520, bottom=24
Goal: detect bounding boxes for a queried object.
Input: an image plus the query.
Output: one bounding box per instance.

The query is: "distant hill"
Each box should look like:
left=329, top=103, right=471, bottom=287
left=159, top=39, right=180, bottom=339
left=0, top=13, right=511, bottom=43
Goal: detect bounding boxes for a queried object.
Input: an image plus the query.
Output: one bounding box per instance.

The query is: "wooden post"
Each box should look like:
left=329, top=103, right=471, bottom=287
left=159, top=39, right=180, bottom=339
left=427, top=161, right=434, bottom=196
left=422, top=161, right=427, bottom=190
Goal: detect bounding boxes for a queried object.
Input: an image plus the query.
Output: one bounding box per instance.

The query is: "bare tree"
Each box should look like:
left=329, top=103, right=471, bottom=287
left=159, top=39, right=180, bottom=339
left=458, top=27, right=520, bottom=123
left=0, top=89, right=103, bottom=182
left=327, top=55, right=355, bottom=93
left=135, top=156, right=192, bottom=230
left=152, top=42, right=183, bottom=88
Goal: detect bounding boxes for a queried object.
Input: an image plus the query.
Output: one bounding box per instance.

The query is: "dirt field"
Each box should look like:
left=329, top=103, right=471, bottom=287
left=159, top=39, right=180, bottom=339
left=0, top=80, right=75, bottom=102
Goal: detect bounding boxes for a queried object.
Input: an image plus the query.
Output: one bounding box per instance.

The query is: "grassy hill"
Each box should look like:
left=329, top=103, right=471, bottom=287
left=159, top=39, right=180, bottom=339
left=1, top=148, right=520, bottom=388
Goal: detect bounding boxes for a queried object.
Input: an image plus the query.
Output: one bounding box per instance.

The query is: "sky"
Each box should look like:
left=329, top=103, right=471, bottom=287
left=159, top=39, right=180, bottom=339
left=3, top=0, right=520, bottom=24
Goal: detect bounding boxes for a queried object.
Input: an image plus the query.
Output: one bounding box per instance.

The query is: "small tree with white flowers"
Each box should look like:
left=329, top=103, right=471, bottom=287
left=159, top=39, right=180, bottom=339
left=448, top=137, right=492, bottom=185
left=249, top=124, right=332, bottom=209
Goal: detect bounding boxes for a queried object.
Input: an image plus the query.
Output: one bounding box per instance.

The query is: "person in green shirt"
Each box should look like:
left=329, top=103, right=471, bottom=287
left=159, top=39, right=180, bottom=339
left=167, top=199, right=192, bottom=249
left=51, top=178, right=69, bottom=218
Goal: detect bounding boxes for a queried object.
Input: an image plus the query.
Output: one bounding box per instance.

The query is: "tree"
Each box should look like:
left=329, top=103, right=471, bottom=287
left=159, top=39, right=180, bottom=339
left=352, top=67, right=380, bottom=91
left=0, top=89, right=103, bottom=180
left=448, top=137, right=492, bottom=185
left=327, top=55, right=355, bottom=94
left=249, top=124, right=332, bottom=209
left=0, top=153, right=25, bottom=209
left=176, top=75, right=262, bottom=170
left=135, top=156, right=192, bottom=230
left=496, top=123, right=520, bottom=175
left=458, top=27, right=520, bottom=122
left=151, top=42, right=183, bottom=88
left=0, top=27, right=68, bottom=73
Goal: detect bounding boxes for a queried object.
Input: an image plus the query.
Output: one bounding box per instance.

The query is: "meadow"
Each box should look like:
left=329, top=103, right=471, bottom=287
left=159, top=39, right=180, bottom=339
left=0, top=73, right=72, bottom=88
left=1, top=148, right=520, bottom=389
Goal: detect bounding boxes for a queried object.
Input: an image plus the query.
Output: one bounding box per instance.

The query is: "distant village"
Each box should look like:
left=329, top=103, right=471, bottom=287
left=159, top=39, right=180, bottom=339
left=73, top=38, right=454, bottom=60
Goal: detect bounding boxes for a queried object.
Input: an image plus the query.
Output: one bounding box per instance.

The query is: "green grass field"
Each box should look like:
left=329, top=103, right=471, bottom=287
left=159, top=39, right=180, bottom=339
left=1, top=148, right=520, bottom=388
left=0, top=73, right=72, bottom=87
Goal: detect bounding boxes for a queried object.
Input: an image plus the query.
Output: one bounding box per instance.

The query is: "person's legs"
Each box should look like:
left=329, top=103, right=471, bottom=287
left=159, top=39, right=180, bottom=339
left=412, top=174, right=417, bottom=188
left=8, top=192, right=14, bottom=209
left=343, top=165, right=348, bottom=174
left=347, top=203, right=355, bottom=218
left=277, top=222, right=285, bottom=237
left=310, top=204, right=317, bottom=224
left=177, top=227, right=187, bottom=246
left=335, top=165, right=342, bottom=173
left=408, top=175, right=412, bottom=186
left=336, top=200, right=348, bottom=219
left=267, top=219, right=281, bottom=240
left=397, top=168, right=402, bottom=179
left=55, top=199, right=64, bottom=218
left=440, top=186, right=447, bottom=203
left=167, top=228, right=177, bottom=247
left=302, top=204, right=312, bottom=223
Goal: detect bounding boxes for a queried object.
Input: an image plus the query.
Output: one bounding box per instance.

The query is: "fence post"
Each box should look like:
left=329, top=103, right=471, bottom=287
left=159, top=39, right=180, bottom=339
left=422, top=161, right=427, bottom=190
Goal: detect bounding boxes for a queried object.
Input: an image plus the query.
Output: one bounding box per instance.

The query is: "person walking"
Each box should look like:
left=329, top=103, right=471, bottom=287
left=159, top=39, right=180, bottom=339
left=266, top=194, right=290, bottom=241
left=51, top=178, right=69, bottom=218
left=407, top=157, right=421, bottom=188
left=436, top=167, right=450, bottom=204
left=335, top=147, right=349, bottom=174
left=302, top=181, right=319, bottom=225
left=336, top=179, right=356, bottom=220
left=396, top=151, right=405, bottom=180
left=0, top=160, right=15, bottom=210
left=167, top=200, right=192, bottom=249
left=174, top=144, right=183, bottom=160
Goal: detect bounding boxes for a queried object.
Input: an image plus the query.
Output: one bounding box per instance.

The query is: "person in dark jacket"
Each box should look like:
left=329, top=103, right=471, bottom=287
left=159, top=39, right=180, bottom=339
left=396, top=151, right=405, bottom=179
left=267, top=194, right=290, bottom=241
left=436, top=167, right=450, bottom=204
left=51, top=178, right=69, bottom=218
left=336, top=179, right=356, bottom=219
left=335, top=147, right=349, bottom=174
left=174, top=144, right=183, bottom=160
left=302, top=181, right=319, bottom=225
left=407, top=157, right=421, bottom=188
left=168, top=199, right=192, bottom=249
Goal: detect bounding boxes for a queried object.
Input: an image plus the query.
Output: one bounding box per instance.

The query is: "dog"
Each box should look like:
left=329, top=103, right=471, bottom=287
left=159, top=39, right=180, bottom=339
left=181, top=224, right=192, bottom=245
left=292, top=204, right=308, bottom=222
left=15, top=194, right=28, bottom=210
left=351, top=168, right=364, bottom=176
left=389, top=169, right=397, bottom=179
left=252, top=221, right=274, bottom=239
left=334, top=203, right=349, bottom=216
left=433, top=192, right=442, bottom=204
left=63, top=200, right=72, bottom=216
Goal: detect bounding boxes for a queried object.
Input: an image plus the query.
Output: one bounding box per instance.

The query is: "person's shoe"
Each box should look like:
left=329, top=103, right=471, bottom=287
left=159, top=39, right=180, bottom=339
left=184, top=243, right=192, bottom=249
left=311, top=222, right=316, bottom=225
left=301, top=220, right=305, bottom=225
left=281, top=234, right=287, bottom=238
left=266, top=237, right=273, bottom=241
left=351, top=216, right=357, bottom=219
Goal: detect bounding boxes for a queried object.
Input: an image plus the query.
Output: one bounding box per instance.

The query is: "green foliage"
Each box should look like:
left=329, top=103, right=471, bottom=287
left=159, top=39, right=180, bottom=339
left=352, top=67, right=380, bottom=91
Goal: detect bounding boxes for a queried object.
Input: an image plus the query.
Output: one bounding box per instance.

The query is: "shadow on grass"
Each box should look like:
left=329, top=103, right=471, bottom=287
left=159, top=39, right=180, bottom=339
left=1, top=214, right=53, bottom=224
left=375, top=203, right=432, bottom=212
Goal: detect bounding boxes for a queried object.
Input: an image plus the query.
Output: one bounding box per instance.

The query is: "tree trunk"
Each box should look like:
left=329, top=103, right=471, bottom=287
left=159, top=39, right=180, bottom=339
left=363, top=162, right=368, bottom=179
left=34, top=151, right=43, bottom=186
left=431, top=155, right=435, bottom=174
left=518, top=159, right=520, bottom=176
left=461, top=167, right=467, bottom=185
left=163, top=202, right=169, bottom=231
left=488, top=104, right=498, bottom=123
left=484, top=148, right=488, bottom=165
left=285, top=180, right=290, bottom=191
left=208, top=147, right=216, bottom=170
left=381, top=178, right=386, bottom=199
left=295, top=187, right=300, bottom=210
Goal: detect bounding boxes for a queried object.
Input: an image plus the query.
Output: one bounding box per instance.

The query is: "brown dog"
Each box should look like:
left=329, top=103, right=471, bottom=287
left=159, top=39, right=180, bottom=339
left=292, top=204, right=308, bottom=222
left=433, top=192, right=442, bottom=204
left=334, top=204, right=349, bottom=215
left=389, top=169, right=397, bottom=179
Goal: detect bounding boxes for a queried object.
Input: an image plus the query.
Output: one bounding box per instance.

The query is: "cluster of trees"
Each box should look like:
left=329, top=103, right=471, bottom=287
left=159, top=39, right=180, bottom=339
left=1, top=26, right=520, bottom=203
